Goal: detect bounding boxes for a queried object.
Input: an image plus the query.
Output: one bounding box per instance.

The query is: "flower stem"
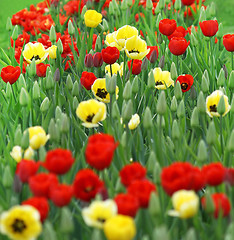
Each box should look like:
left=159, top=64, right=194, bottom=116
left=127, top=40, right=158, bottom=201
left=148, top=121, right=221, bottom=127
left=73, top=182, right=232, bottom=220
left=220, top=115, right=224, bottom=158
left=232, top=52, right=233, bottom=70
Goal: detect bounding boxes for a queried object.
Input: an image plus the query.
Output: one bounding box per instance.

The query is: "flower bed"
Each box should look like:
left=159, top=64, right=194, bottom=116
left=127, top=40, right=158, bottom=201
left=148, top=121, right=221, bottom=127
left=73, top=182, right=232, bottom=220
left=0, top=0, right=233, bottom=239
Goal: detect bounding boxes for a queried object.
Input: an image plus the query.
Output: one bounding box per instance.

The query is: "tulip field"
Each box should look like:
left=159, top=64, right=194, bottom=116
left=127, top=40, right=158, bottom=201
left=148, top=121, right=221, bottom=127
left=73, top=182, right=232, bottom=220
left=0, top=0, right=234, bottom=240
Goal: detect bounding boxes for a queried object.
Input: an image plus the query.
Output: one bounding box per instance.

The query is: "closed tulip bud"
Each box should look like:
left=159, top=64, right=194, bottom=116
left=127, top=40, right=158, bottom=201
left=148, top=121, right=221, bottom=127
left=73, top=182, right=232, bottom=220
left=49, top=25, right=56, bottom=43
left=14, top=126, right=22, bottom=145
left=227, top=130, right=234, bottom=152
left=154, top=3, right=160, bottom=15
left=147, top=151, right=157, bottom=173
left=197, top=140, right=208, bottom=162
left=81, top=5, right=87, bottom=19
left=96, top=23, right=104, bottom=33
left=19, top=88, right=30, bottom=106
left=73, top=96, right=78, bottom=111
left=201, top=75, right=209, bottom=93
left=28, top=59, right=36, bottom=77
left=91, top=229, right=102, bottom=240
left=121, top=0, right=128, bottom=10
left=146, top=0, right=153, bottom=10
left=6, top=82, right=12, bottom=98
left=11, top=25, right=18, bottom=41
left=191, top=107, right=199, bottom=128
left=155, top=13, right=161, bottom=27
left=174, top=0, right=181, bottom=11
left=93, top=52, right=103, bottom=67
left=153, top=226, right=169, bottom=240
left=3, top=166, right=13, bottom=188
left=68, top=20, right=75, bottom=35
left=172, top=119, right=180, bottom=140
left=228, top=71, right=234, bottom=89
left=54, top=68, right=60, bottom=82
left=40, top=97, right=50, bottom=112
left=6, top=17, right=13, bottom=31
left=66, top=75, right=73, bottom=90
left=123, top=81, right=132, bottom=100
left=132, top=76, right=139, bottom=94
left=95, top=35, right=102, bottom=52
left=21, top=130, right=29, bottom=149
left=59, top=207, right=74, bottom=233
left=217, top=95, right=226, bottom=115
left=141, top=57, right=148, bottom=70
left=45, top=71, right=54, bottom=90
left=158, top=55, right=165, bottom=69
left=158, top=0, right=165, bottom=10
left=143, top=107, right=153, bottom=129
left=166, top=136, right=175, bottom=151
left=60, top=114, right=69, bottom=133
left=32, top=81, right=40, bottom=100
left=148, top=69, right=155, bottom=89
left=38, top=146, right=46, bottom=162
left=197, top=91, right=206, bottom=113
left=123, top=100, right=133, bottom=122
left=157, top=91, right=167, bottom=115
left=217, top=68, right=225, bottom=87
left=191, top=33, right=198, bottom=47
left=17, top=74, right=26, bottom=90
left=170, top=62, right=178, bottom=80
left=108, top=2, right=114, bottom=15
left=206, top=121, right=216, bottom=145
left=190, top=86, right=197, bottom=100
left=177, top=100, right=185, bottom=118
left=174, top=82, right=182, bottom=100
left=231, top=97, right=234, bottom=113
left=102, top=19, right=109, bottom=32
left=170, top=96, right=178, bottom=112
left=157, top=115, right=165, bottom=128
left=84, top=53, right=93, bottom=68
left=202, top=192, right=215, bottom=214
left=203, top=69, right=209, bottom=83
left=126, top=0, right=132, bottom=6
left=42, top=222, right=57, bottom=240
left=57, top=38, right=63, bottom=54
left=184, top=229, right=197, bottom=240
left=55, top=106, right=62, bottom=120
left=106, top=74, right=117, bottom=95
left=199, top=6, right=206, bottom=23
left=121, top=131, right=127, bottom=147
left=48, top=119, right=60, bottom=142
left=72, top=81, right=79, bottom=97
left=216, top=23, right=223, bottom=39
left=209, top=2, right=216, bottom=17
left=112, top=101, right=120, bottom=119
left=153, top=160, right=161, bottom=183
left=149, top=192, right=161, bottom=217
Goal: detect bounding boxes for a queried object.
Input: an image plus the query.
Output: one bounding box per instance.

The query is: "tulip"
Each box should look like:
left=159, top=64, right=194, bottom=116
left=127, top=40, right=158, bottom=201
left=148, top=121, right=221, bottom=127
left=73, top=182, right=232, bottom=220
left=223, top=34, right=234, bottom=52
left=1, top=66, right=21, bottom=84
left=84, top=10, right=102, bottom=28
left=199, top=20, right=218, bottom=37
left=102, top=46, right=120, bottom=65
left=159, top=19, right=177, bottom=36
left=168, top=37, right=190, bottom=56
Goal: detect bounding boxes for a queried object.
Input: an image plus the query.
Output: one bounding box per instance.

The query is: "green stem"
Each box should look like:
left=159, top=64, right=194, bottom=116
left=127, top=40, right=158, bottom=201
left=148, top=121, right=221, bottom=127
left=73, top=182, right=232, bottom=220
left=232, top=52, right=233, bottom=70
left=220, top=116, right=224, bottom=158
left=110, top=64, right=113, bottom=77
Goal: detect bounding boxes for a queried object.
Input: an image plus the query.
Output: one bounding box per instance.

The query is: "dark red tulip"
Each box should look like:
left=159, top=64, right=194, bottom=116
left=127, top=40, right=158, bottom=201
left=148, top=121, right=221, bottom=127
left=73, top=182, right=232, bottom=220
left=181, top=0, right=195, bottom=6
left=1, top=66, right=21, bottom=84
left=199, top=20, right=219, bottom=37
left=223, top=34, right=234, bottom=52
left=127, top=59, right=142, bottom=75
left=159, top=19, right=177, bottom=36
left=176, top=74, right=194, bottom=92
left=80, top=71, right=97, bottom=90
left=168, top=37, right=190, bottom=56
left=146, top=46, right=159, bottom=63
left=101, top=46, right=120, bottom=65
left=93, top=52, right=103, bottom=67
left=84, top=53, right=94, bottom=68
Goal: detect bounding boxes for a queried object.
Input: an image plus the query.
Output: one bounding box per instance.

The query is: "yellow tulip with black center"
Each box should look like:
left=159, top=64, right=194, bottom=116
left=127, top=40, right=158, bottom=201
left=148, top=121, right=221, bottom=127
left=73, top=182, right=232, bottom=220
left=84, top=10, right=102, bottom=28
left=0, top=205, right=42, bottom=240
left=105, top=63, right=124, bottom=77
left=115, top=25, right=138, bottom=49
left=105, top=31, right=123, bottom=51
left=76, top=99, right=106, bottom=128
left=91, top=78, right=119, bottom=103
left=153, top=67, right=174, bottom=90
left=206, top=90, right=231, bottom=117
left=82, top=200, right=117, bottom=229
left=23, top=42, right=49, bottom=64
left=125, top=36, right=150, bottom=60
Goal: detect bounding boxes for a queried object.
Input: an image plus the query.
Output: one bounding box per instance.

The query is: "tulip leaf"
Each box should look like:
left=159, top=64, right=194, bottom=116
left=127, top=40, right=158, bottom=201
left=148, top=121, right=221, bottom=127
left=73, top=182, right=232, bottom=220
left=0, top=47, right=11, bottom=65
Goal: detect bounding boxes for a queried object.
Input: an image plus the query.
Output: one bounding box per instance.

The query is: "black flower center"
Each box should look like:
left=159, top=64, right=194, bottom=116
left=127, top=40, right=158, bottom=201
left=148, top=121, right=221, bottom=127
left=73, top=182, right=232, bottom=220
left=84, top=185, right=94, bottom=192
left=181, top=82, right=188, bottom=90
left=30, top=55, right=41, bottom=61
left=96, top=88, right=108, bottom=99
left=97, top=218, right=106, bottom=223
left=11, top=219, right=27, bottom=233
left=86, top=114, right=95, bottom=123
left=156, top=81, right=164, bottom=86
left=129, top=49, right=140, bottom=54
left=210, top=104, right=217, bottom=112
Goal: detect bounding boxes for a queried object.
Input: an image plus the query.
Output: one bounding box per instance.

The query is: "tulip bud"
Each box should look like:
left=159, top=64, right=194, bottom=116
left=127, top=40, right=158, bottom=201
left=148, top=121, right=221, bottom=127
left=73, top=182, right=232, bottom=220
left=170, top=62, right=178, bottom=80
left=141, top=57, right=148, bottom=70
left=217, top=95, right=226, bottom=115
left=40, top=97, right=50, bottom=112
left=54, top=68, right=60, bottom=82
left=143, top=107, right=153, bottom=129
left=60, top=114, right=69, bottom=133
left=68, top=20, right=75, bottom=35
left=28, top=59, right=36, bottom=77
left=206, top=121, right=216, bottom=145
left=149, top=192, right=161, bottom=217
left=217, top=68, right=225, bottom=87
left=184, top=229, right=197, bottom=240
left=57, top=38, right=63, bottom=54
left=48, top=119, right=60, bottom=142
left=228, top=71, right=234, bottom=89
left=156, top=115, right=165, bottom=128
left=216, top=23, right=223, bottom=39
left=55, top=106, right=62, bottom=121
left=152, top=160, right=161, bottom=183
left=121, top=0, right=128, bottom=10
left=123, top=81, right=132, bottom=100
left=38, top=146, right=46, bottom=162
left=11, top=25, right=18, bottom=41
left=146, top=0, right=153, bottom=10
left=49, top=25, right=56, bottom=43
left=13, top=174, right=23, bottom=193
left=209, top=2, right=216, bottom=17
left=60, top=207, right=74, bottom=233
left=73, top=96, right=79, bottom=111
left=109, top=2, right=114, bottom=15
left=91, top=229, right=102, bottom=240
left=153, top=226, right=169, bottom=240
left=191, top=107, right=199, bottom=128
left=6, top=17, right=13, bottom=31
left=123, top=100, right=133, bottom=122
left=155, top=13, right=161, bottom=27
left=197, top=91, right=206, bottom=113
left=42, top=221, right=57, bottom=240
left=191, top=33, right=198, bottom=47
left=157, top=91, right=167, bottom=115
left=147, top=151, right=157, bottom=173
left=81, top=5, right=87, bottom=19
left=66, top=75, right=73, bottom=90
left=231, top=96, right=234, bottom=113
left=197, top=140, right=208, bottom=162
left=21, top=130, right=29, bottom=149
left=106, top=74, right=117, bottom=95
left=3, top=165, right=13, bottom=188
left=174, top=82, right=182, bottom=100
left=177, top=100, right=185, bottom=118
left=132, top=76, right=139, bottom=94
left=190, top=85, right=197, bottom=100
left=172, top=119, right=180, bottom=140
left=154, top=3, right=160, bottom=15
left=148, top=69, right=155, bottom=89
left=19, top=88, right=30, bottom=106
left=158, top=55, right=165, bottom=69
left=199, top=6, right=206, bottom=23
left=227, top=130, right=234, bottom=152
left=84, top=53, right=94, bottom=68
left=201, top=74, right=209, bottom=93
left=93, top=52, right=103, bottom=67
left=203, top=192, right=215, bottom=214
left=174, top=0, right=181, bottom=11
left=121, top=131, right=127, bottom=147
left=170, top=96, right=178, bottom=112
left=14, top=126, right=22, bottom=146
left=32, top=82, right=40, bottom=101
left=126, top=0, right=132, bottom=7
left=112, top=101, right=120, bottom=119
left=72, top=81, right=79, bottom=97
left=158, top=0, right=165, bottom=10
left=45, top=71, right=54, bottom=90
left=95, top=35, right=102, bottom=52
left=17, top=74, right=26, bottom=90
left=166, top=136, right=175, bottom=151
left=6, top=82, right=12, bottom=99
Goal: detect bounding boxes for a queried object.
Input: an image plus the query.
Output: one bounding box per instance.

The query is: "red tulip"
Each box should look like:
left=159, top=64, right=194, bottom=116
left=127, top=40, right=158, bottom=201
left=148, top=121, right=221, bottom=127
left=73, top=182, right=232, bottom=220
left=224, top=168, right=234, bottom=186
left=127, top=59, right=142, bottom=75
left=16, top=160, right=40, bottom=183
left=80, top=71, right=97, bottom=90
left=49, top=184, right=73, bottom=207
left=11, top=31, right=30, bottom=48
left=93, top=52, right=103, bottom=67
left=84, top=53, right=94, bottom=68
left=85, top=133, right=118, bottom=170
left=176, top=74, right=194, bottom=92
left=181, top=0, right=195, bottom=6
left=146, top=46, right=159, bottom=63
left=1, top=66, right=21, bottom=84
left=199, top=20, right=219, bottom=37
left=168, top=37, right=190, bottom=56
left=101, top=46, right=120, bottom=65
left=168, top=26, right=188, bottom=41
left=36, top=63, right=50, bottom=77
left=43, top=148, right=75, bottom=175
left=159, top=19, right=177, bottom=36
left=223, top=34, right=234, bottom=52
left=120, top=162, right=147, bottom=187
left=114, top=193, right=139, bottom=217
left=22, top=197, right=49, bottom=222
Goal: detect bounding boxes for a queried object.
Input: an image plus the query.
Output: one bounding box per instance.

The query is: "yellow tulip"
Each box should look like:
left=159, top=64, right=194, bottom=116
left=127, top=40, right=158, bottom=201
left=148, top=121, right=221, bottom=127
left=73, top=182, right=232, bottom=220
left=84, top=10, right=102, bottom=28
left=125, top=35, right=150, bottom=60
left=206, top=90, right=231, bottom=117
left=48, top=45, right=57, bottom=59
left=76, top=99, right=106, bottom=128
left=28, top=126, right=50, bottom=150
left=105, top=62, right=124, bottom=77
left=153, top=67, right=174, bottom=90
left=128, top=114, right=140, bottom=130
left=23, top=42, right=49, bottom=64
left=105, top=31, right=123, bottom=51
left=10, top=146, right=23, bottom=163
left=115, top=25, right=138, bottom=48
